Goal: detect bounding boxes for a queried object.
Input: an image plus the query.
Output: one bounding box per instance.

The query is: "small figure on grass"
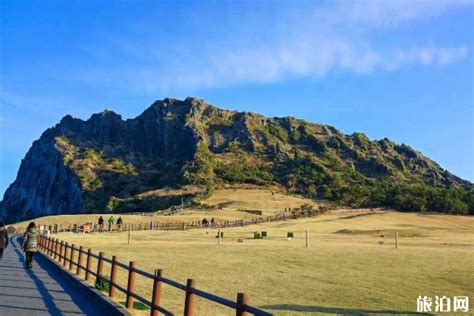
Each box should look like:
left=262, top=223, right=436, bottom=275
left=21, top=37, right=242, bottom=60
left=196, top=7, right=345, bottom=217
left=117, top=217, right=123, bottom=230
left=108, top=215, right=115, bottom=232
left=98, top=216, right=104, bottom=232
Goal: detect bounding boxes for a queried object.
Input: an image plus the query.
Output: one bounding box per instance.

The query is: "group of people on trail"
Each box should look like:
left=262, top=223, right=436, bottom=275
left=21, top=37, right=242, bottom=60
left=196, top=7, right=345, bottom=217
left=202, top=218, right=215, bottom=227
left=98, top=215, right=123, bottom=232
left=0, top=221, right=38, bottom=269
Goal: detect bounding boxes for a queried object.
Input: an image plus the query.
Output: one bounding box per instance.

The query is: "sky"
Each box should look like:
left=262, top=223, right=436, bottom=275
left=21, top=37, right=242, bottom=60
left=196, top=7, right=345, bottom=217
left=0, top=0, right=473, bottom=197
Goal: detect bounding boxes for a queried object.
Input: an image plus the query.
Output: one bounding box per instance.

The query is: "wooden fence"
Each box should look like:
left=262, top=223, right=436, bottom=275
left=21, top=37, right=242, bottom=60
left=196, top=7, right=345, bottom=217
left=44, top=209, right=323, bottom=234
left=38, top=235, right=272, bottom=316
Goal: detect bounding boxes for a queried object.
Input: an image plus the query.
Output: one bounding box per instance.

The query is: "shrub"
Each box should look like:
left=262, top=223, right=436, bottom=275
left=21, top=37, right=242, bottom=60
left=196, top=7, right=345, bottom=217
left=95, top=277, right=110, bottom=292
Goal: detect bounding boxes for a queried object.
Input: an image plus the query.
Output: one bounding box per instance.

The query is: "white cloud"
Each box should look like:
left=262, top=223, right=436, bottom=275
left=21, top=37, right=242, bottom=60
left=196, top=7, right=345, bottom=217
left=70, top=0, right=471, bottom=93
left=383, top=46, right=469, bottom=69
left=330, top=0, right=456, bottom=28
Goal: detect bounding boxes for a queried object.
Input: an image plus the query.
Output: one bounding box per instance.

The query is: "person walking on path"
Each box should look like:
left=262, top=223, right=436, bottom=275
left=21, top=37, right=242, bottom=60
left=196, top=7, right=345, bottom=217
left=98, top=216, right=104, bottom=232
left=0, top=222, right=8, bottom=260
left=21, top=222, right=38, bottom=269
left=108, top=215, right=115, bottom=232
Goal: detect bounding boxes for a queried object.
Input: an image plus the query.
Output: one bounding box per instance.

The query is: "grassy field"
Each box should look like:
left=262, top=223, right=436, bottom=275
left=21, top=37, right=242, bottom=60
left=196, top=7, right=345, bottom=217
left=52, top=209, right=474, bottom=315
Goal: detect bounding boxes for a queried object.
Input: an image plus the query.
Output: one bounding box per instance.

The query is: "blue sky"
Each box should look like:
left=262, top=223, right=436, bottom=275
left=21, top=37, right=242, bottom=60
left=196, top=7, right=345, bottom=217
left=0, top=0, right=473, bottom=197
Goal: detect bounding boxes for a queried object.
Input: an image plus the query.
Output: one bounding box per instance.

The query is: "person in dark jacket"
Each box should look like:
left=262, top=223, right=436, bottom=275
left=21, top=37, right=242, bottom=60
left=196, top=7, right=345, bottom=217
left=117, top=217, right=123, bottom=230
left=22, top=222, right=38, bottom=269
left=0, top=222, right=8, bottom=260
left=98, top=216, right=104, bottom=232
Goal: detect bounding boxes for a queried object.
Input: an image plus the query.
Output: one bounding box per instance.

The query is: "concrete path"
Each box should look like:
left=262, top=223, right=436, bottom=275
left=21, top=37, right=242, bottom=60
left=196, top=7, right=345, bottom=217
left=0, top=236, right=112, bottom=316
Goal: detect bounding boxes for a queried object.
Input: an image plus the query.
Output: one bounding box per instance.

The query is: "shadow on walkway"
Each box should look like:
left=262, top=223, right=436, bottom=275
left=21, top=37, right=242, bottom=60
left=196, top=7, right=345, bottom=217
left=12, top=241, right=64, bottom=315
left=3, top=236, right=108, bottom=315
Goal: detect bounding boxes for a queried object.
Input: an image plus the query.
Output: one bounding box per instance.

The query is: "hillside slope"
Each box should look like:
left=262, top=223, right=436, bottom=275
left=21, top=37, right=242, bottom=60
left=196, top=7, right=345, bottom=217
left=1, top=97, right=472, bottom=223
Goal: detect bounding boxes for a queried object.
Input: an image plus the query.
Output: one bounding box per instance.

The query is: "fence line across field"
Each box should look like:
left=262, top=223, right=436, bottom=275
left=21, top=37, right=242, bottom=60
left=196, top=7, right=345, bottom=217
left=40, top=209, right=324, bottom=235
left=37, top=235, right=272, bottom=316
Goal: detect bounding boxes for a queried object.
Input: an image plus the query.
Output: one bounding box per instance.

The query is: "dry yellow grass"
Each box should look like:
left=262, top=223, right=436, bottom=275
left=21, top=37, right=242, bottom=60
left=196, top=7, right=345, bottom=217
left=202, top=188, right=319, bottom=215
left=53, top=210, right=474, bottom=315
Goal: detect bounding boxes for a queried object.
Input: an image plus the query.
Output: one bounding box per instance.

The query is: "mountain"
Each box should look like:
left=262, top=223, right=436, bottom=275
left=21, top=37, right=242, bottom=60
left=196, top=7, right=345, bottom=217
left=1, top=97, right=472, bottom=223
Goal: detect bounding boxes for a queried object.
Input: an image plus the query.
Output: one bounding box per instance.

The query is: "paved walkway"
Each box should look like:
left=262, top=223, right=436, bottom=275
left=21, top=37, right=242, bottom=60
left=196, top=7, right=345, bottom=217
left=0, top=236, right=112, bottom=316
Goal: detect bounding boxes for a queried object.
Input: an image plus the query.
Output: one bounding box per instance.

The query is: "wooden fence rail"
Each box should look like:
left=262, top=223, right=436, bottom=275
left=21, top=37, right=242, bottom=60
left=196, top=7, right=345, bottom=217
left=42, top=209, right=323, bottom=235
left=37, top=235, right=272, bottom=316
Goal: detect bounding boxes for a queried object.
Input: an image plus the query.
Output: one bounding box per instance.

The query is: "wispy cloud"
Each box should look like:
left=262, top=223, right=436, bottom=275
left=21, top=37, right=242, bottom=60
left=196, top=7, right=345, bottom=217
left=69, top=0, right=471, bottom=93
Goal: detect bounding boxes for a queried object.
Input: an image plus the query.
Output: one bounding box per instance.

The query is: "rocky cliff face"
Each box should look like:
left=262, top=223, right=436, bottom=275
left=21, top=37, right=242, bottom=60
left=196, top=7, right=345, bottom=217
left=0, top=97, right=471, bottom=223
left=1, top=133, right=83, bottom=222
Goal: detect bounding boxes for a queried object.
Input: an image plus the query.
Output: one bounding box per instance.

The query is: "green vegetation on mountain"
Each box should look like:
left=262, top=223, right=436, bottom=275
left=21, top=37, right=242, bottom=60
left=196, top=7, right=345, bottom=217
left=1, top=97, right=472, bottom=223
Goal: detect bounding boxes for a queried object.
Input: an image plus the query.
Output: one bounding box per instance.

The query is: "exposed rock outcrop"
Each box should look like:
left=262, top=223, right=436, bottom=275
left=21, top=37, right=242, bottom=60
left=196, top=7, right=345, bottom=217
left=1, top=97, right=471, bottom=223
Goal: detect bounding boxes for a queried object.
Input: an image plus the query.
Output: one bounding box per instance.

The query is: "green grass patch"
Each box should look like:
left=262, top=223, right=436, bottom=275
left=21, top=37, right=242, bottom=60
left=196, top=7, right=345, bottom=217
left=119, top=301, right=150, bottom=310
left=94, top=278, right=110, bottom=292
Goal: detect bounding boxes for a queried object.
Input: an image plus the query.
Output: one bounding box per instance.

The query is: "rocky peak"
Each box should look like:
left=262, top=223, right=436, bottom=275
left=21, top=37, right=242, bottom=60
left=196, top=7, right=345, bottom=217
left=90, top=109, right=122, bottom=121
left=1, top=97, right=472, bottom=224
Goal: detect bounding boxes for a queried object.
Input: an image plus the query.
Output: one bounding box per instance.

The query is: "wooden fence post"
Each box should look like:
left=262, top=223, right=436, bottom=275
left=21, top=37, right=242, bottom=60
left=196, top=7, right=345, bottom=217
left=85, top=249, right=92, bottom=282
left=46, top=237, right=50, bottom=254
left=77, top=246, right=84, bottom=276
left=53, top=238, right=59, bottom=260
left=96, top=252, right=104, bottom=284
left=128, top=226, right=132, bottom=245
left=236, top=293, right=249, bottom=316
left=151, top=269, right=163, bottom=316
left=184, top=279, right=196, bottom=316
left=305, top=230, right=309, bottom=248
left=69, top=244, right=75, bottom=270
left=65, top=243, right=71, bottom=266
left=126, top=261, right=136, bottom=309
left=53, top=239, right=58, bottom=260
left=395, top=231, right=399, bottom=249
left=109, top=256, right=118, bottom=299
left=64, top=242, right=70, bottom=266
left=48, top=237, right=53, bottom=256
left=61, top=242, right=66, bottom=265
left=218, top=229, right=222, bottom=245
left=59, top=241, right=64, bottom=262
